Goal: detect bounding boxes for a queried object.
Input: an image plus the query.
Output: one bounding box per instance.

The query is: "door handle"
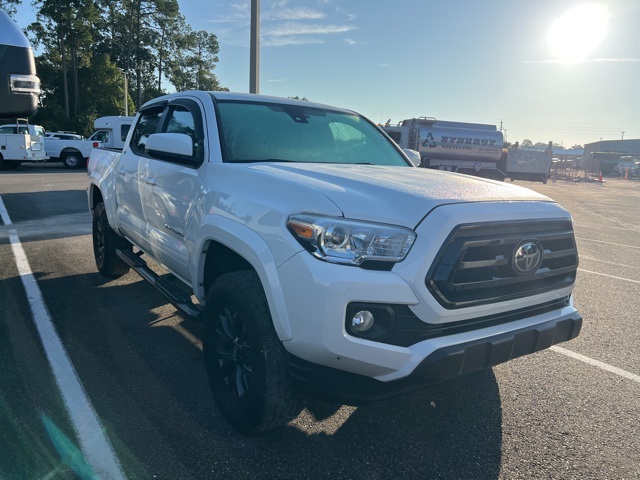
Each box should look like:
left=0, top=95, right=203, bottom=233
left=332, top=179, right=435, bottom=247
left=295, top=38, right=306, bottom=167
left=145, top=177, right=157, bottom=186
left=117, top=167, right=125, bottom=175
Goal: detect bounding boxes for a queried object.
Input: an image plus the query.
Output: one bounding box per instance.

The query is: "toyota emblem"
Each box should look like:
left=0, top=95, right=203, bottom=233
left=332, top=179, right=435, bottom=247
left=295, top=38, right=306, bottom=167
left=512, top=241, right=543, bottom=275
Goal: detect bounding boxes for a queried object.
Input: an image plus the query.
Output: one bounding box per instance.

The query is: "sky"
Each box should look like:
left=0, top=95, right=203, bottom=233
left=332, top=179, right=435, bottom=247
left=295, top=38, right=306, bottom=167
left=12, top=0, right=640, bottom=147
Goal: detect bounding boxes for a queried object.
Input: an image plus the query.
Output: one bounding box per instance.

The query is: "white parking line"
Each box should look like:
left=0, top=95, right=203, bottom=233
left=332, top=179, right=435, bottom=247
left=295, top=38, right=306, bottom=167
left=0, top=196, right=125, bottom=479
left=0, top=195, right=11, bottom=225
left=575, top=237, right=640, bottom=250
left=578, top=268, right=640, bottom=284
left=579, top=256, right=640, bottom=269
left=551, top=346, right=640, bottom=384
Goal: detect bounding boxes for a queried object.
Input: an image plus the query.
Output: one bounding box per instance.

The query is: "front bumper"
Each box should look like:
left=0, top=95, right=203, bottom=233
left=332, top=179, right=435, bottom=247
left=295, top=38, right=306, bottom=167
left=276, top=201, right=580, bottom=387
left=288, top=310, right=582, bottom=404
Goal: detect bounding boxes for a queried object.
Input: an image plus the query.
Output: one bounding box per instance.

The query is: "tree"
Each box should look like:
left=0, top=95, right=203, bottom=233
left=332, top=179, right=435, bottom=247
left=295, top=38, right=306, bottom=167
left=155, top=1, right=183, bottom=92
left=571, top=144, right=584, bottom=150
left=30, top=0, right=99, bottom=119
left=0, top=0, right=21, bottom=17
left=169, top=29, right=223, bottom=91
left=520, top=139, right=534, bottom=148
left=23, top=0, right=225, bottom=133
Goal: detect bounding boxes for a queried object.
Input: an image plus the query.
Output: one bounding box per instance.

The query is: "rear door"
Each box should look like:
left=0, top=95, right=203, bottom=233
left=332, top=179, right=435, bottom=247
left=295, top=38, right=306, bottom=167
left=142, top=97, right=206, bottom=282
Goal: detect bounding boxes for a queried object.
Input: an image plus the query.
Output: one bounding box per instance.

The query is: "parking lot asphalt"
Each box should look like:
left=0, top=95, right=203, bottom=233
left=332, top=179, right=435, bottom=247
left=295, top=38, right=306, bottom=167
left=1, top=163, right=639, bottom=479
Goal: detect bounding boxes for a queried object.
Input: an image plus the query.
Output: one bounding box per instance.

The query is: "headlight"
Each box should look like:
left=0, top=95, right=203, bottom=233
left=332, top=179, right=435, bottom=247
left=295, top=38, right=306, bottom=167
left=287, top=214, right=416, bottom=266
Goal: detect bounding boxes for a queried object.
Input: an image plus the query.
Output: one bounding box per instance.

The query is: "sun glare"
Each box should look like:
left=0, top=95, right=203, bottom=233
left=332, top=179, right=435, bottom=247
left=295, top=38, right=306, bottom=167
left=547, top=4, right=608, bottom=63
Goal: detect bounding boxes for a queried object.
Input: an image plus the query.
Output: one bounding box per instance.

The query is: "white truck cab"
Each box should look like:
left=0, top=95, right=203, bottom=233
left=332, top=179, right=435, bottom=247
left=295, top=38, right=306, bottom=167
left=89, top=116, right=134, bottom=150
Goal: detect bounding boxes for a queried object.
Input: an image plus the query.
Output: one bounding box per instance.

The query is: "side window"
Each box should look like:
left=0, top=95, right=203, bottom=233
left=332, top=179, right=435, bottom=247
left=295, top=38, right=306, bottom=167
left=120, top=124, right=131, bottom=142
left=130, top=107, right=164, bottom=155
left=162, top=103, right=204, bottom=160
left=92, top=130, right=109, bottom=143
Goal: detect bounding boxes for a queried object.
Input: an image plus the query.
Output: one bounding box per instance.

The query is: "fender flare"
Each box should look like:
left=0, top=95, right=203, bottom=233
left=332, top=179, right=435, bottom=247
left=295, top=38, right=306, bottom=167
left=87, top=177, right=118, bottom=230
left=194, top=215, right=294, bottom=341
left=60, top=147, right=85, bottom=158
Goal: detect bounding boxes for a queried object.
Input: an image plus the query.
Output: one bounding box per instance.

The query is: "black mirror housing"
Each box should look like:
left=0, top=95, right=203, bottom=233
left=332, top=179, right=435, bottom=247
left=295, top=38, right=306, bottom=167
left=0, top=11, right=40, bottom=118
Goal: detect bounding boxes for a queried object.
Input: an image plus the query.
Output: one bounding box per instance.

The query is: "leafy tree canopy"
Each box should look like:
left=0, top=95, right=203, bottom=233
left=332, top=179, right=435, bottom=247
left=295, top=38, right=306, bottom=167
left=0, top=0, right=21, bottom=17
left=17, top=0, right=225, bottom=134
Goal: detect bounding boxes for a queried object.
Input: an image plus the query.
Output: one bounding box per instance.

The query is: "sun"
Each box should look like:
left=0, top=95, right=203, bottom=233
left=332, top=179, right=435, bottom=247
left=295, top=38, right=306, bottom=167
left=547, top=4, right=608, bottom=63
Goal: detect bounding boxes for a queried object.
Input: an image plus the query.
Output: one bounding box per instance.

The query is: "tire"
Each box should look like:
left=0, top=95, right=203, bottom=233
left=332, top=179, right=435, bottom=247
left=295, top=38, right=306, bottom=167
left=62, top=151, right=83, bottom=169
left=203, top=271, right=305, bottom=433
left=0, top=154, right=21, bottom=170
left=92, top=202, right=131, bottom=277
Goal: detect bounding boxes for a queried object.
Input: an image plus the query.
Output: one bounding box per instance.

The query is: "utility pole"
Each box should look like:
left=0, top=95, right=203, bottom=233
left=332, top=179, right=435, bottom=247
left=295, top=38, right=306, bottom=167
left=249, top=0, right=260, bottom=94
left=621, top=131, right=625, bottom=140
left=124, top=70, right=129, bottom=117
left=120, top=69, right=129, bottom=116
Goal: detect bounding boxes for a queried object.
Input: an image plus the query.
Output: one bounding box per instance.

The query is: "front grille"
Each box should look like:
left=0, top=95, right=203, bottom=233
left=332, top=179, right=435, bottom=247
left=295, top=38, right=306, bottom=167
left=426, top=220, right=578, bottom=309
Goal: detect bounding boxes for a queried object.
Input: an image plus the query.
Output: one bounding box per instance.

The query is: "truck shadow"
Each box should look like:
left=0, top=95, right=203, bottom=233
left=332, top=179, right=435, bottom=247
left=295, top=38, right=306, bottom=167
left=8, top=269, right=503, bottom=480
left=268, top=371, right=503, bottom=479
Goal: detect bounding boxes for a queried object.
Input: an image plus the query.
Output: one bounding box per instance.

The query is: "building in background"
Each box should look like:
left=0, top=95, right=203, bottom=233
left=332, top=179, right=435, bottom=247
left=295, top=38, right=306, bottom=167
left=581, top=139, right=640, bottom=176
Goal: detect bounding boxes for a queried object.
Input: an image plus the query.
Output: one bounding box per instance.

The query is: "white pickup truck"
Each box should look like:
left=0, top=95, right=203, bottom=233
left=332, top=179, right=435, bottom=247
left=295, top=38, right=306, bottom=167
left=43, top=133, right=99, bottom=168
left=87, top=91, right=582, bottom=432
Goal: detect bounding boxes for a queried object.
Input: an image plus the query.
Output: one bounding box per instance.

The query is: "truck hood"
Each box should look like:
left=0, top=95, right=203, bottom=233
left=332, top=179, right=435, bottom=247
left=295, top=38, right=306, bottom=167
left=250, top=163, right=551, bottom=227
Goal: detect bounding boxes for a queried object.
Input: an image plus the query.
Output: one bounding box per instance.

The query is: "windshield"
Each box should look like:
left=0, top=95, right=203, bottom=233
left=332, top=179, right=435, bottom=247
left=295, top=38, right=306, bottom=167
left=216, top=100, right=409, bottom=166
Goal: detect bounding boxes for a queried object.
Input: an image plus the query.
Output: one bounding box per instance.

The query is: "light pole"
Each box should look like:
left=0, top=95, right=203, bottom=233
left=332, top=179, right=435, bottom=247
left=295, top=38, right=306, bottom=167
left=123, top=70, right=129, bottom=116
left=249, top=0, right=260, bottom=93
left=621, top=131, right=625, bottom=140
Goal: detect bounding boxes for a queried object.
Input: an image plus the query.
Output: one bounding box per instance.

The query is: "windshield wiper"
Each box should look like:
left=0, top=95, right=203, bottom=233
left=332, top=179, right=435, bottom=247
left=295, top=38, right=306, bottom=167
left=231, top=158, right=298, bottom=163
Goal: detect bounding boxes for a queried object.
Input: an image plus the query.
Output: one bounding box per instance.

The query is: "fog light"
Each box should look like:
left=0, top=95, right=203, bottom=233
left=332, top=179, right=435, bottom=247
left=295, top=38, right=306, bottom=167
left=352, top=311, right=374, bottom=332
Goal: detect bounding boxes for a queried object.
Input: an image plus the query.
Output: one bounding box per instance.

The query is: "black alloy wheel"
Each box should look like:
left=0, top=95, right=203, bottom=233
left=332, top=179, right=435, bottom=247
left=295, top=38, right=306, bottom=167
left=203, top=271, right=304, bottom=433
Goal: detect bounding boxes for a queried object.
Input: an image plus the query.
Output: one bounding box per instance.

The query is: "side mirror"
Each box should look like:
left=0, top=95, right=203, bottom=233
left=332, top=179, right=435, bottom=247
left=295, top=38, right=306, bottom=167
left=403, top=148, right=421, bottom=167
left=145, top=133, right=195, bottom=162
left=0, top=11, right=40, bottom=118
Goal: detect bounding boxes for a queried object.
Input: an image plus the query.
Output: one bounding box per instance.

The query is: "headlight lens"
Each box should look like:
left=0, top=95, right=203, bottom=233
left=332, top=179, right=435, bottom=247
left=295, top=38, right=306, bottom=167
left=288, top=214, right=416, bottom=266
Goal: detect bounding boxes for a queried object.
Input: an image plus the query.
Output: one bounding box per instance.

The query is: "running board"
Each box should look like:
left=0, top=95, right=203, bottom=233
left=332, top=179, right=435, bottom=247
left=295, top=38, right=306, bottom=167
left=116, top=249, right=203, bottom=322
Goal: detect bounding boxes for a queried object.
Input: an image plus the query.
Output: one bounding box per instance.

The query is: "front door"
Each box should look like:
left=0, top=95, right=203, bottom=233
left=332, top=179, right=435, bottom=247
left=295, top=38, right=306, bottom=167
left=142, top=98, right=206, bottom=281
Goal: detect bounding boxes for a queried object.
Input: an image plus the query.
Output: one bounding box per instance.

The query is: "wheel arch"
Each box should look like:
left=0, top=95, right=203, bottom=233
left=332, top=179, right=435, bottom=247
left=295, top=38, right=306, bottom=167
left=88, top=183, right=104, bottom=213
left=60, top=147, right=83, bottom=157
left=87, top=183, right=118, bottom=232
left=195, top=218, right=293, bottom=341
